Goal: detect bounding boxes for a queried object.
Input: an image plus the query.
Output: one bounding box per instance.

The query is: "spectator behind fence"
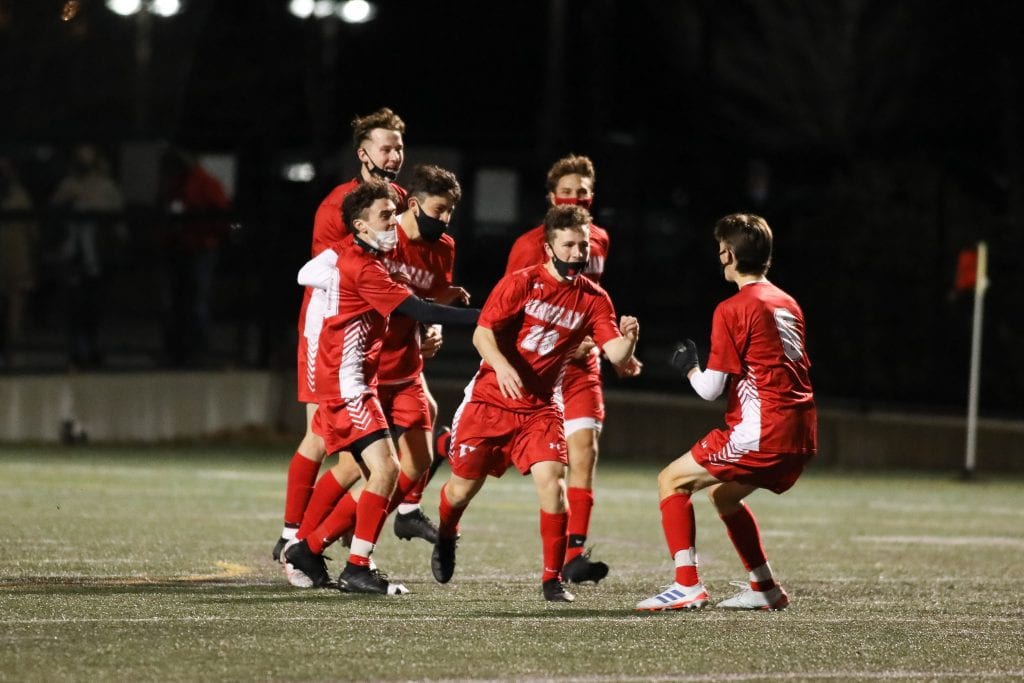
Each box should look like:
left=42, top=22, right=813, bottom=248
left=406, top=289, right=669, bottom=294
left=0, top=157, right=37, bottom=367
left=49, top=145, right=125, bottom=369
left=159, top=147, right=231, bottom=367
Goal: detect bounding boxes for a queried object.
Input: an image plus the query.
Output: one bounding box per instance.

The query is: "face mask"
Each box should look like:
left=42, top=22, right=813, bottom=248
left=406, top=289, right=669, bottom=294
left=416, top=209, right=447, bottom=242
left=364, top=156, right=398, bottom=182
left=553, top=196, right=593, bottom=210
left=551, top=253, right=587, bottom=281
left=357, top=226, right=399, bottom=253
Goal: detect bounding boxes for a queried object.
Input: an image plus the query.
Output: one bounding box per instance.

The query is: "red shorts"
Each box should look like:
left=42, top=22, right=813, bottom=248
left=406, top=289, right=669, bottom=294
left=377, top=376, right=431, bottom=431
left=312, top=395, right=390, bottom=456
left=449, top=401, right=567, bottom=479
left=691, top=428, right=813, bottom=494
left=560, top=362, right=604, bottom=435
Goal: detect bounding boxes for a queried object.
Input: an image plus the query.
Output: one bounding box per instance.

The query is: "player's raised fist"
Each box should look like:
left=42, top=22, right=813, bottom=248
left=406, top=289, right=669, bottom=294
left=669, top=339, right=699, bottom=376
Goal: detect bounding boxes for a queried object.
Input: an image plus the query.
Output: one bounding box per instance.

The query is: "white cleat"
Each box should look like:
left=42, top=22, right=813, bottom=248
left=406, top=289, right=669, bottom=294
left=635, top=582, right=709, bottom=611
left=282, top=538, right=314, bottom=588
left=387, top=582, right=410, bottom=596
left=716, top=581, right=790, bottom=610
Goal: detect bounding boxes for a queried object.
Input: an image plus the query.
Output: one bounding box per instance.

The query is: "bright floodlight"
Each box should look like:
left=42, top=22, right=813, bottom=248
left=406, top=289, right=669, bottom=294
left=312, top=0, right=334, bottom=18
left=150, top=0, right=181, bottom=17
left=106, top=0, right=143, bottom=15
left=284, top=162, right=316, bottom=183
left=338, top=0, right=376, bottom=23
left=288, top=0, right=314, bottom=18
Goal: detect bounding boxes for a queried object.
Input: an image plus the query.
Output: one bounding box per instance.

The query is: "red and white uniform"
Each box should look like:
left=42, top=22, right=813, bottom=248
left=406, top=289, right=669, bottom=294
left=375, top=223, right=456, bottom=429
left=692, top=281, right=818, bottom=493
left=450, top=264, right=622, bottom=479
left=298, top=234, right=411, bottom=455
left=505, top=223, right=610, bottom=434
left=296, top=179, right=408, bottom=402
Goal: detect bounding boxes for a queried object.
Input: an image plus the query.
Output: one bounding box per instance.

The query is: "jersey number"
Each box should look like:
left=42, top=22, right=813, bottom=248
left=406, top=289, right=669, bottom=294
left=521, top=325, right=559, bottom=356
left=773, top=308, right=804, bottom=361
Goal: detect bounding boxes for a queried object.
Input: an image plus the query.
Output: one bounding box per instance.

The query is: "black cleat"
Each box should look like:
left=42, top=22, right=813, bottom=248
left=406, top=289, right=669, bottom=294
left=337, top=562, right=408, bottom=595
left=272, top=536, right=288, bottom=563
left=562, top=549, right=609, bottom=584
left=431, top=536, right=458, bottom=584
left=394, top=508, right=439, bottom=544
left=283, top=539, right=331, bottom=588
left=543, top=579, right=576, bottom=602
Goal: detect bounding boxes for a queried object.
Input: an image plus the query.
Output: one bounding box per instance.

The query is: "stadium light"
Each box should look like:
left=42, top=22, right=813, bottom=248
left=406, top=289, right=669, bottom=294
left=105, top=0, right=181, bottom=17
left=288, top=0, right=377, bottom=23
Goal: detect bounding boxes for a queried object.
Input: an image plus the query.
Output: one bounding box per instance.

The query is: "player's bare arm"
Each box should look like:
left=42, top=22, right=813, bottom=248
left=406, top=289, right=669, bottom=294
left=572, top=335, right=597, bottom=359
left=601, top=316, right=639, bottom=368
left=472, top=325, right=523, bottom=400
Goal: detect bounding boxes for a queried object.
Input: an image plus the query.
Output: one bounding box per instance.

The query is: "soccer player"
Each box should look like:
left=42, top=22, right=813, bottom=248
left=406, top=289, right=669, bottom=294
left=635, top=213, right=817, bottom=612
left=272, top=107, right=408, bottom=562
left=504, top=154, right=641, bottom=584
left=284, top=179, right=478, bottom=595
left=285, top=165, right=468, bottom=580
left=431, top=204, right=640, bottom=602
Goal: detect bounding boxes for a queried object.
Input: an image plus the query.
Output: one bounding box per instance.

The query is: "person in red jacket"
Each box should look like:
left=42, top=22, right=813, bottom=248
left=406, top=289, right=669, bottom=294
left=159, top=147, right=229, bottom=366
left=636, top=213, right=817, bottom=612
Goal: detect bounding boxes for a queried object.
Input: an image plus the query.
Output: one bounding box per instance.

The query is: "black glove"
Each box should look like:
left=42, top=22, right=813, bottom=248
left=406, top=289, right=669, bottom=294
left=669, top=339, right=700, bottom=376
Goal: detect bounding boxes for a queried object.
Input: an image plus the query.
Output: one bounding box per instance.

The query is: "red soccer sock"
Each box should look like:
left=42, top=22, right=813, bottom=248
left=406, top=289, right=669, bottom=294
left=437, top=484, right=465, bottom=540
left=540, top=509, right=569, bottom=583
left=565, top=487, right=594, bottom=563
left=387, top=470, right=417, bottom=513
left=400, top=471, right=429, bottom=506
left=297, top=470, right=345, bottom=539
left=660, top=492, right=700, bottom=586
left=307, top=491, right=357, bottom=555
left=721, top=503, right=776, bottom=591
left=284, top=452, right=321, bottom=527
left=348, top=490, right=389, bottom=567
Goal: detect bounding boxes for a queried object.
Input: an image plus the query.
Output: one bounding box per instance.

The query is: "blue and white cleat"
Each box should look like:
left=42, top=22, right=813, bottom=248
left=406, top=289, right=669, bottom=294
left=635, top=582, right=709, bottom=611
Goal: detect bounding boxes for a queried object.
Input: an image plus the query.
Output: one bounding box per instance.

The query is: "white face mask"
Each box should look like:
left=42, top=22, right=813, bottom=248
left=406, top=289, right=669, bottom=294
left=369, top=226, right=399, bottom=252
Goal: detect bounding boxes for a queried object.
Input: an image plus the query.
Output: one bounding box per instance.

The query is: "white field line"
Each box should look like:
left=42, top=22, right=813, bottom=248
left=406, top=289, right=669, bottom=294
left=853, top=534, right=1024, bottom=548
left=410, top=673, right=1024, bottom=683
left=868, top=500, right=1024, bottom=517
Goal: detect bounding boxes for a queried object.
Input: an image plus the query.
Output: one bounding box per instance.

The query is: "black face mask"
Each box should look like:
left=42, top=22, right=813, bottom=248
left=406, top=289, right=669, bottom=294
left=365, top=157, right=398, bottom=182
left=417, top=210, right=447, bottom=242
left=551, top=253, right=587, bottom=281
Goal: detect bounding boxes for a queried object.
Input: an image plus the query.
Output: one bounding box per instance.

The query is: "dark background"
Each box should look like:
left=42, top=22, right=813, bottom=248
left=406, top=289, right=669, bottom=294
left=1, top=0, right=1021, bottom=417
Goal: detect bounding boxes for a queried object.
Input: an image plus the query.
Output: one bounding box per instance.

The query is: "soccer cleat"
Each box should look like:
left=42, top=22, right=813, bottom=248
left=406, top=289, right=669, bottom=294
left=562, top=548, right=609, bottom=584
left=394, top=508, right=440, bottom=544
left=283, top=539, right=332, bottom=588
left=715, top=581, right=790, bottom=610
left=337, top=562, right=408, bottom=595
left=635, top=582, right=709, bottom=611
left=271, top=536, right=288, bottom=563
left=431, top=536, right=458, bottom=584
left=542, top=579, right=575, bottom=602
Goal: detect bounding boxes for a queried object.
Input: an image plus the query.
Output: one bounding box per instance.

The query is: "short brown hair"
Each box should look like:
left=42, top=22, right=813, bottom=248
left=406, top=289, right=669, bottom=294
left=713, top=213, right=773, bottom=275
left=341, top=179, right=398, bottom=232
left=545, top=154, right=595, bottom=193
left=406, top=164, right=462, bottom=205
left=350, top=107, right=406, bottom=148
left=543, top=204, right=591, bottom=244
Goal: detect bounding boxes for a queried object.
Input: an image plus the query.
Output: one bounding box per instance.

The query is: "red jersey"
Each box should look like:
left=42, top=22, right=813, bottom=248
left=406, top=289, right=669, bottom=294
left=298, top=234, right=412, bottom=404
left=377, top=224, right=456, bottom=383
left=468, top=264, right=622, bottom=412
left=504, top=223, right=609, bottom=283
left=706, top=281, right=817, bottom=455
left=311, top=178, right=408, bottom=256
left=505, top=222, right=610, bottom=377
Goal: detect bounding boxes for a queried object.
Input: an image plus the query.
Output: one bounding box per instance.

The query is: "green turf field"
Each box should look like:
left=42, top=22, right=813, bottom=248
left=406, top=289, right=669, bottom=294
left=1, top=445, right=1022, bottom=682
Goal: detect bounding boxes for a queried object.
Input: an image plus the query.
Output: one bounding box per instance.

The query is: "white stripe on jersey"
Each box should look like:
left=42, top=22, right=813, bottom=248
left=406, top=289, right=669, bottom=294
left=338, top=313, right=371, bottom=402
left=709, top=368, right=762, bottom=464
